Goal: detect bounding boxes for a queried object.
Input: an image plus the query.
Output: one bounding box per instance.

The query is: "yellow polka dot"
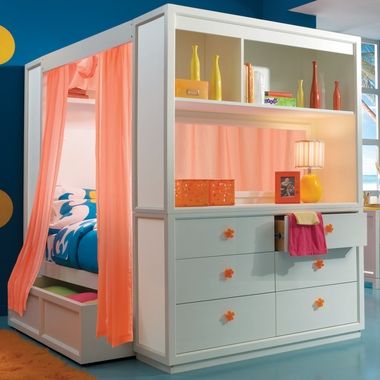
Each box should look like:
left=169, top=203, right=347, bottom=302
left=0, top=190, right=13, bottom=228
left=0, top=25, right=15, bottom=64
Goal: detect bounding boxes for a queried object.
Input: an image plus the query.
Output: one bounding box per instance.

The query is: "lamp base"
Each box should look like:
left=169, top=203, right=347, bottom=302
left=300, top=174, right=322, bottom=203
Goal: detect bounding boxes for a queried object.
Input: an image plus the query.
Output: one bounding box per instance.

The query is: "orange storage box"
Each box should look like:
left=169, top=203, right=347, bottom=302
left=175, top=79, right=209, bottom=99
left=175, top=179, right=235, bottom=207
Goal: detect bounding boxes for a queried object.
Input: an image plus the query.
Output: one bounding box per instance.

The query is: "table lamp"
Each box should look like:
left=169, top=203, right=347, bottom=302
left=295, top=140, right=325, bottom=203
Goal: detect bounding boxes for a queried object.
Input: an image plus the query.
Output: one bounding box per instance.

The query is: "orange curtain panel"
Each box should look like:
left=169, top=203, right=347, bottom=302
left=95, top=43, right=133, bottom=346
left=8, top=64, right=74, bottom=315
left=175, top=123, right=306, bottom=191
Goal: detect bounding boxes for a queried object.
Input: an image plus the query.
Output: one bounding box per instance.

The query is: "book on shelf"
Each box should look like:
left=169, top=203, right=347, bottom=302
left=265, top=90, right=293, bottom=98
left=264, top=96, right=296, bottom=107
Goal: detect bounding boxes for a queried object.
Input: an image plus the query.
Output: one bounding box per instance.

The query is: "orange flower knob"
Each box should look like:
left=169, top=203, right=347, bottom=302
left=223, top=228, right=235, bottom=239
left=314, top=297, right=325, bottom=308
left=224, top=268, right=235, bottom=279
left=325, top=224, right=334, bottom=234
left=313, top=259, right=325, bottom=270
left=224, top=310, right=235, bottom=322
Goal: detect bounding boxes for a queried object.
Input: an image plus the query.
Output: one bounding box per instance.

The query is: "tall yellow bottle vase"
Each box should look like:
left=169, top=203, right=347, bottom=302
left=191, top=44, right=200, bottom=81
left=296, top=79, right=304, bottom=107
left=210, top=55, right=222, bottom=101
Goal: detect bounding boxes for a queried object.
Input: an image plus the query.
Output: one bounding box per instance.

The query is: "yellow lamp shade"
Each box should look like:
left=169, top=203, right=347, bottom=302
left=300, top=174, right=322, bottom=203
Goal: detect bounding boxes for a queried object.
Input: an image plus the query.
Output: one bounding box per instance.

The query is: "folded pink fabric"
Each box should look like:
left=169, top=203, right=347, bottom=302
left=66, top=292, right=98, bottom=303
left=288, top=212, right=327, bottom=256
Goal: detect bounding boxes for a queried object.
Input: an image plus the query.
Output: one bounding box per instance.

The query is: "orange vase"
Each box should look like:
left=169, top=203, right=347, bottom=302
left=333, top=80, right=341, bottom=110
left=310, top=61, right=320, bottom=109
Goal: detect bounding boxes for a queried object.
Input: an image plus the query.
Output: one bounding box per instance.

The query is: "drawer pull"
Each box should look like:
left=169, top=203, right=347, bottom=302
left=324, top=224, right=334, bottom=234
left=313, top=297, right=325, bottom=309
left=224, top=310, right=235, bottom=322
left=223, top=228, right=235, bottom=239
left=224, top=268, right=235, bottom=279
left=313, top=259, right=325, bottom=270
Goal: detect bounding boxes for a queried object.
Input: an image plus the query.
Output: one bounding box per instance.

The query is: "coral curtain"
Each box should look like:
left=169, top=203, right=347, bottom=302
left=95, top=43, right=133, bottom=345
left=175, top=124, right=306, bottom=191
left=8, top=64, right=75, bottom=315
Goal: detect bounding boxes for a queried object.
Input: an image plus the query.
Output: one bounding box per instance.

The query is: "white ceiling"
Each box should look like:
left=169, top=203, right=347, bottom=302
left=291, top=0, right=380, bottom=40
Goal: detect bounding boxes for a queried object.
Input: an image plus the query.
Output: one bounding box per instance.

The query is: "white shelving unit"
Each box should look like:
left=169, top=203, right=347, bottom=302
left=133, top=5, right=366, bottom=373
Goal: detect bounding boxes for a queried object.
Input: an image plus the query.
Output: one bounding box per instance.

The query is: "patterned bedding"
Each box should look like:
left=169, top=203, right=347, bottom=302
left=46, top=186, right=98, bottom=273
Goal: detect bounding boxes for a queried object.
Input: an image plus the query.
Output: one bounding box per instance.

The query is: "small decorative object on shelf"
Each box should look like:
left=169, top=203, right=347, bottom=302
left=244, top=62, right=254, bottom=103
left=310, top=61, right=321, bottom=108
left=175, top=78, right=208, bottom=99
left=210, top=55, right=222, bottom=101
left=175, top=179, right=234, bottom=207
left=190, top=44, right=200, bottom=81
left=296, top=79, right=304, bottom=107
left=295, top=139, right=325, bottom=203
left=274, top=171, right=300, bottom=204
left=333, top=80, right=341, bottom=110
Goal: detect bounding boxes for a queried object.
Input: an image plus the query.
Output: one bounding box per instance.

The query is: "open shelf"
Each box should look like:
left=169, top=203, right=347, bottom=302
left=175, top=98, right=354, bottom=126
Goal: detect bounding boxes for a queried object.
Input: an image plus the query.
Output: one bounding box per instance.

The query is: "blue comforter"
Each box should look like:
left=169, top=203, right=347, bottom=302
left=50, top=218, right=98, bottom=273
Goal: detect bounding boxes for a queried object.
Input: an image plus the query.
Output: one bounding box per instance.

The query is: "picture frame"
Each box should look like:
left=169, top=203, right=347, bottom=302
left=275, top=171, right=300, bottom=204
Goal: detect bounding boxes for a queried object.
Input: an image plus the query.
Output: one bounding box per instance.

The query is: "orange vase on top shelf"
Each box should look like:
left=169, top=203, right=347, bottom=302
left=310, top=61, right=320, bottom=108
left=333, top=80, right=341, bottom=110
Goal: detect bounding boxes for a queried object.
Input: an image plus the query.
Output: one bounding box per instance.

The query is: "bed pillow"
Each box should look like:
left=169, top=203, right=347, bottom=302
left=54, top=186, right=96, bottom=201
left=49, top=187, right=96, bottom=234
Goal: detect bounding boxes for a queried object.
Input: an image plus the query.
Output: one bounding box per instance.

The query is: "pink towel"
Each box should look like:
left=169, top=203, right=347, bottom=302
left=288, top=212, right=327, bottom=256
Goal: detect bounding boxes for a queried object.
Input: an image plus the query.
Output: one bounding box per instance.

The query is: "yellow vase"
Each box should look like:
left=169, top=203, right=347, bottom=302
left=190, top=45, right=200, bottom=81
left=210, top=55, right=222, bottom=101
left=296, top=79, right=304, bottom=107
left=300, top=173, right=322, bottom=203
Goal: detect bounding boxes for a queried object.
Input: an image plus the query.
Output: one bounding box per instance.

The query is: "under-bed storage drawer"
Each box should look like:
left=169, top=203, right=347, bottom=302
left=276, top=212, right=366, bottom=251
left=176, top=293, right=275, bottom=353
left=276, top=282, right=358, bottom=336
left=275, top=247, right=357, bottom=291
left=176, top=252, right=275, bottom=303
left=8, top=277, right=133, bottom=364
left=175, top=216, right=274, bottom=259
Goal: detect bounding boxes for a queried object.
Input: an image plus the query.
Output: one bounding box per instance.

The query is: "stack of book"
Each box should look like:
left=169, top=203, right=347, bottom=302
left=264, top=91, right=296, bottom=107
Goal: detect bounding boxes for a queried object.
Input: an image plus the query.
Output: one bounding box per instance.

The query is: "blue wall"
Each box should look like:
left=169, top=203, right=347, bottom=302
left=0, top=66, right=24, bottom=315
left=0, top=1, right=314, bottom=315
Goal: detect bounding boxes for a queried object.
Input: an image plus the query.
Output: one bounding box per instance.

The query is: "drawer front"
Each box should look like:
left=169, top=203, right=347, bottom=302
left=176, top=293, right=275, bottom=353
left=275, top=247, right=357, bottom=291
left=323, top=213, right=366, bottom=249
left=176, top=252, right=275, bottom=303
left=175, top=216, right=274, bottom=259
left=276, top=282, right=358, bottom=336
left=281, top=212, right=366, bottom=251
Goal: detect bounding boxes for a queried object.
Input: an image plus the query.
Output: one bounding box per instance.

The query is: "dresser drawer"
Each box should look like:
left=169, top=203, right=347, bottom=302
left=278, top=212, right=366, bottom=251
left=175, top=216, right=274, bottom=259
left=275, top=247, right=357, bottom=291
left=176, top=293, right=275, bottom=353
left=276, top=282, right=358, bottom=336
left=176, top=252, right=274, bottom=303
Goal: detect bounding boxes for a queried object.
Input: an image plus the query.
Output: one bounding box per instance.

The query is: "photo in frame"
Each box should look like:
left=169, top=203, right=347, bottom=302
left=275, top=171, right=300, bottom=204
